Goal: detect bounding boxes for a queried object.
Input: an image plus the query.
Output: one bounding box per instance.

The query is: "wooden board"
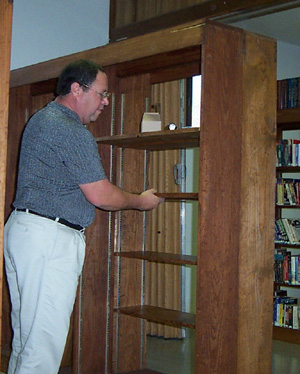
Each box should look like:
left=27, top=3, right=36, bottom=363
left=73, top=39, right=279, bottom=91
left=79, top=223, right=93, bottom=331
left=116, top=305, right=196, bottom=329
left=118, top=369, right=163, bottom=374
left=115, top=251, right=197, bottom=266
left=195, top=22, right=276, bottom=374
left=96, top=128, right=199, bottom=150
left=273, top=326, right=300, bottom=345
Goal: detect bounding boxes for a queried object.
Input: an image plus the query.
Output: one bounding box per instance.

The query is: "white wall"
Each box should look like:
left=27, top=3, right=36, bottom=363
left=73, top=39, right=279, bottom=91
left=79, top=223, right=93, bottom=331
left=277, top=41, right=300, bottom=79
left=10, top=0, right=110, bottom=70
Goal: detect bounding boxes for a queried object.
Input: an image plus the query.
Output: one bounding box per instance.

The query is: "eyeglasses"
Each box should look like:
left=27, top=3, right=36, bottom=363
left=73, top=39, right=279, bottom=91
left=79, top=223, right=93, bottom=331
left=81, top=83, right=111, bottom=99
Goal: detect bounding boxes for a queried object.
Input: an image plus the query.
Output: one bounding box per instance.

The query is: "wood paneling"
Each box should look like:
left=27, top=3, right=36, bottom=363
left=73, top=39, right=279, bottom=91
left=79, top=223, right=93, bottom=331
left=112, top=0, right=199, bottom=28
left=2, top=86, right=31, bottom=371
left=115, top=46, right=201, bottom=79
left=110, top=0, right=300, bottom=41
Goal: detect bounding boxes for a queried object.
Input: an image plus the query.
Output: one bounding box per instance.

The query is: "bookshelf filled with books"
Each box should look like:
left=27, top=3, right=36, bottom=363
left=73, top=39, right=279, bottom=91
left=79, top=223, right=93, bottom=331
left=274, top=106, right=300, bottom=344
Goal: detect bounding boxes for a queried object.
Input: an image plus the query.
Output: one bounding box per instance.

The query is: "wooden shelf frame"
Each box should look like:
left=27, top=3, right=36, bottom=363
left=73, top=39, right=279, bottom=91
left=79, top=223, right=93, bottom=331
left=116, top=305, right=196, bottom=329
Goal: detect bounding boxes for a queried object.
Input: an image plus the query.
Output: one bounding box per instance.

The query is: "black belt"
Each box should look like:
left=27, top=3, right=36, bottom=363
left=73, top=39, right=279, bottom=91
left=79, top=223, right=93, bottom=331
left=15, top=209, right=85, bottom=231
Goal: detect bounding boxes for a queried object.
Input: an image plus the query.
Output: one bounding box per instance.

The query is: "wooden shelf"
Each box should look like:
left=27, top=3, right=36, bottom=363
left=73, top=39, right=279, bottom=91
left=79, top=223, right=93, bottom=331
left=274, top=282, right=300, bottom=289
left=275, top=242, right=300, bottom=249
left=276, top=166, right=300, bottom=173
left=95, top=128, right=200, bottom=150
left=277, top=107, right=300, bottom=129
left=273, top=325, right=300, bottom=345
left=276, top=204, right=300, bottom=209
left=118, top=370, right=164, bottom=374
left=115, top=251, right=197, bottom=265
left=116, top=305, right=196, bottom=329
left=156, top=192, right=198, bottom=201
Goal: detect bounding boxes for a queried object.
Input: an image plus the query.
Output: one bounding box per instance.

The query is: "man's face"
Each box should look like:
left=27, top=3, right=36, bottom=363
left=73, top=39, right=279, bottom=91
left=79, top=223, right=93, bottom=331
left=79, top=71, right=109, bottom=125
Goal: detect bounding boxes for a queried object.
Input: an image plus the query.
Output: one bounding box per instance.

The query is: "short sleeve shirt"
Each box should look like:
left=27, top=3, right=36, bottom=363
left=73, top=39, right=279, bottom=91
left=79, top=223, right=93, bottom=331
left=13, top=101, right=107, bottom=227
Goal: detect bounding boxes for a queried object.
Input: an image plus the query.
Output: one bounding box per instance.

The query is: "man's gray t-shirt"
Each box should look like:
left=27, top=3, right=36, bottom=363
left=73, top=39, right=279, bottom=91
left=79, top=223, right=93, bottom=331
left=13, top=101, right=107, bottom=227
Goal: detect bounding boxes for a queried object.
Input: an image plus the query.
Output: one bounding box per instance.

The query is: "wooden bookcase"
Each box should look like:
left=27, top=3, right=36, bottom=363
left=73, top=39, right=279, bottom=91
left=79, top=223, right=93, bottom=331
left=94, top=22, right=276, bottom=374
left=273, top=107, right=300, bottom=344
left=3, top=21, right=276, bottom=374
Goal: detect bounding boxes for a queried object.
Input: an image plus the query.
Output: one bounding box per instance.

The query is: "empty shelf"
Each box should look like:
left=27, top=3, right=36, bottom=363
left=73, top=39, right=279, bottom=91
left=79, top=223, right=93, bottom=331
left=116, top=305, right=196, bottom=329
left=115, top=251, right=197, bottom=265
left=96, top=128, right=199, bottom=150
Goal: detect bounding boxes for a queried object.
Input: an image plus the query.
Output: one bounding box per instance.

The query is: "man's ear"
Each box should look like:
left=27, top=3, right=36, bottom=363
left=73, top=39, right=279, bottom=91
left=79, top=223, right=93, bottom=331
left=70, top=81, right=82, bottom=97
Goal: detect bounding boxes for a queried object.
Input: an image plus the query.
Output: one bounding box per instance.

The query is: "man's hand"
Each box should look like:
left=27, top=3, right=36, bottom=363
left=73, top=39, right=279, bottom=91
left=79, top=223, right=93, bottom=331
left=138, top=188, right=164, bottom=211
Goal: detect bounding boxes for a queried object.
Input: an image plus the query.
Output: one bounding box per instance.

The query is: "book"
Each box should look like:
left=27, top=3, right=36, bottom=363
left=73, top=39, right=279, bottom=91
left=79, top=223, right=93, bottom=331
left=277, top=77, right=300, bottom=109
left=290, top=219, right=300, bottom=242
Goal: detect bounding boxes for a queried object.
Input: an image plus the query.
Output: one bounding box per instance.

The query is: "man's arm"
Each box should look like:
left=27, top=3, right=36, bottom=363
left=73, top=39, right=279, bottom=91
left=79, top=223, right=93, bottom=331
left=79, top=178, right=164, bottom=211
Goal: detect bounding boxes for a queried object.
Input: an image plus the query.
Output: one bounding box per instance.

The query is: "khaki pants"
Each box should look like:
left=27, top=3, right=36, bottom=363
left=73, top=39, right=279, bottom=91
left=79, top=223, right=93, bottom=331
left=4, top=210, right=85, bottom=374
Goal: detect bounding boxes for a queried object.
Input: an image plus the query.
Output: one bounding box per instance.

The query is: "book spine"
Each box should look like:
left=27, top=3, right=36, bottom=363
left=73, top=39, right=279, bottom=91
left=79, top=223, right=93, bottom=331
left=277, top=77, right=300, bottom=109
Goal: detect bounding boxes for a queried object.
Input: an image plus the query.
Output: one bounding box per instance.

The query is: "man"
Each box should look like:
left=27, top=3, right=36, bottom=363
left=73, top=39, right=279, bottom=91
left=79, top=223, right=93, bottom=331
left=4, top=59, right=163, bottom=374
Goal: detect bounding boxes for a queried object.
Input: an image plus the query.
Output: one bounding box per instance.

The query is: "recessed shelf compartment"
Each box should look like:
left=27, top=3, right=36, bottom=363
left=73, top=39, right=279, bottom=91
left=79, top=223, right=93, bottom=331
left=115, top=251, right=197, bottom=265
left=115, top=305, right=196, bottom=329
left=96, top=128, right=200, bottom=150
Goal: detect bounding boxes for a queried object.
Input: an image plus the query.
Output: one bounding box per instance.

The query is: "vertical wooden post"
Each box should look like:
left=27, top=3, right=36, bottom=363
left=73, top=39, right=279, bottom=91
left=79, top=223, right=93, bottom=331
left=0, top=0, right=13, bottom=368
left=195, top=22, right=277, bottom=373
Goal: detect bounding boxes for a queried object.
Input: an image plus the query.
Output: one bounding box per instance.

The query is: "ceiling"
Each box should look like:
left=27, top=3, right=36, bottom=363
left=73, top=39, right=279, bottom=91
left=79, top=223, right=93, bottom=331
left=220, top=5, right=300, bottom=47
